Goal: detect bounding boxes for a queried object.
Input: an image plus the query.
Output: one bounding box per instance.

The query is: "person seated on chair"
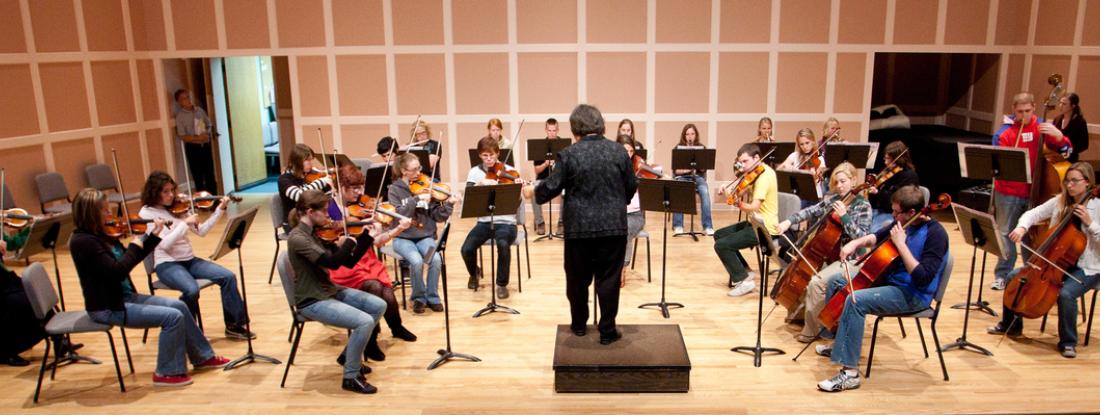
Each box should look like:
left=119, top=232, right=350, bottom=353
left=0, top=236, right=83, bottom=366
left=70, top=188, right=229, bottom=388
left=326, top=165, right=417, bottom=342
left=138, top=171, right=253, bottom=340
left=987, top=162, right=1100, bottom=359
left=286, top=189, right=388, bottom=394
left=278, top=143, right=333, bottom=225
left=389, top=153, right=459, bottom=314
left=671, top=123, right=714, bottom=235
left=714, top=143, right=779, bottom=297
left=867, top=141, right=919, bottom=233
left=777, top=128, right=826, bottom=209
left=773, top=162, right=872, bottom=342
left=813, top=184, right=948, bottom=392
left=618, top=134, right=653, bottom=287
left=461, top=136, right=524, bottom=299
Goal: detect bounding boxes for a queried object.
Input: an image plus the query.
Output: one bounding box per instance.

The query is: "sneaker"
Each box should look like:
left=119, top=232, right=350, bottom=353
left=536, top=222, right=546, bottom=235
left=496, top=285, right=509, bottom=299
left=795, top=334, right=817, bottom=344
left=391, top=326, right=418, bottom=342
left=817, top=369, right=861, bottom=392
left=194, top=355, right=231, bottom=370
left=991, top=278, right=1007, bottom=291
left=705, top=228, right=715, bottom=236
left=341, top=377, right=378, bottom=394
left=1062, top=346, right=1077, bottom=358
left=727, top=279, right=756, bottom=297
left=412, top=300, right=426, bottom=314
left=815, top=344, right=833, bottom=357
left=225, top=325, right=257, bottom=340
left=673, top=226, right=685, bottom=234
left=153, top=373, right=193, bottom=387
left=429, top=303, right=444, bottom=312
left=986, top=323, right=1022, bottom=337
left=336, top=353, right=372, bottom=374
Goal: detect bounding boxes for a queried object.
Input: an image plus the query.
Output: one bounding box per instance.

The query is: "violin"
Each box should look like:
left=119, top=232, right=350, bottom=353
left=725, top=164, right=766, bottom=206
left=372, top=202, right=420, bottom=228
left=485, top=162, right=521, bottom=184
left=632, top=154, right=664, bottom=179
left=817, top=193, right=952, bottom=332
left=1, top=208, right=35, bottom=228
left=409, top=174, right=454, bottom=201
left=306, top=168, right=335, bottom=183
left=169, top=191, right=242, bottom=215
left=103, top=213, right=173, bottom=238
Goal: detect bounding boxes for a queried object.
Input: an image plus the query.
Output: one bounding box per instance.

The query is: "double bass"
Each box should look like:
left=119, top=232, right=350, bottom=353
left=1025, top=74, right=1073, bottom=240
left=817, top=193, right=952, bottom=332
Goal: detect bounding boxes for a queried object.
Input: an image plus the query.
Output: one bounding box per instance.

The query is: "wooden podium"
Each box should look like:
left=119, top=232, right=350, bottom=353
left=552, top=324, right=691, bottom=393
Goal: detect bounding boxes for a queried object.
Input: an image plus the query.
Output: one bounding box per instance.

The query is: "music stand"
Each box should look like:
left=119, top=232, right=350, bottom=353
left=211, top=206, right=281, bottom=370
left=636, top=178, right=695, bottom=318
left=364, top=165, right=393, bottom=201
left=405, top=149, right=433, bottom=176
left=527, top=138, right=571, bottom=241
left=756, top=142, right=796, bottom=168
left=731, top=216, right=786, bottom=367
left=635, top=148, right=648, bottom=160
left=942, top=203, right=1001, bottom=357
left=671, top=148, right=716, bottom=241
left=461, top=184, right=523, bottom=317
left=468, top=149, right=516, bottom=168
left=427, top=221, right=481, bottom=370
left=823, top=142, right=878, bottom=170
left=776, top=170, right=821, bottom=204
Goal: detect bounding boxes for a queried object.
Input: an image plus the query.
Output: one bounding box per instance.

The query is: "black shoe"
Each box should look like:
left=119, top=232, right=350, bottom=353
left=2, top=355, right=30, bottom=367
left=572, top=326, right=586, bottom=337
left=365, top=327, right=386, bottom=362
left=467, top=275, right=478, bottom=290
left=225, top=325, right=257, bottom=340
left=336, top=353, right=371, bottom=375
left=412, top=300, right=426, bottom=314
left=53, top=337, right=83, bottom=356
left=536, top=223, right=546, bottom=235
left=342, top=377, right=378, bottom=394
left=599, top=329, right=623, bottom=345
left=391, top=326, right=418, bottom=342
left=496, top=285, right=509, bottom=299
left=429, top=303, right=444, bottom=312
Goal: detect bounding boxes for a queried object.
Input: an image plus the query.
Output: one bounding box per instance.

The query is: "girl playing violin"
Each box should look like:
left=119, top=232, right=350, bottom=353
left=138, top=171, right=253, bottom=340
left=618, top=135, right=650, bottom=286
left=821, top=117, right=844, bottom=148
left=278, top=143, right=333, bottom=226
left=461, top=136, right=525, bottom=297
left=409, top=121, right=443, bottom=181
left=715, top=144, right=780, bottom=297
left=672, top=123, right=714, bottom=235
left=779, top=128, right=826, bottom=207
left=70, top=188, right=230, bottom=388
left=753, top=117, right=774, bottom=143
left=773, top=162, right=872, bottom=342
left=326, top=165, right=417, bottom=342
left=987, top=162, right=1100, bottom=358
left=868, top=141, right=919, bottom=232
left=389, top=153, right=459, bottom=314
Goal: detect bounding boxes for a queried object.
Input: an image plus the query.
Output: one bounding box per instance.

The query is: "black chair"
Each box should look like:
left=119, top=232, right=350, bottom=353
left=268, top=193, right=290, bottom=284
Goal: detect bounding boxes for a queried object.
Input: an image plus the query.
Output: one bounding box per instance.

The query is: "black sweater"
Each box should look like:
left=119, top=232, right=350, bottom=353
left=535, top=135, right=638, bottom=239
left=869, top=168, right=919, bottom=212
left=70, top=230, right=161, bottom=315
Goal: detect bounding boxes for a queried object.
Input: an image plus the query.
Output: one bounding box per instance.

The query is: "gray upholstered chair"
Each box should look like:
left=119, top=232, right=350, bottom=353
left=34, top=172, right=72, bottom=214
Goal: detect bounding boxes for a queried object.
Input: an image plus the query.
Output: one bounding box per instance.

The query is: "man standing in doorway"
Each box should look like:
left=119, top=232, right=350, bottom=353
left=174, top=89, right=218, bottom=192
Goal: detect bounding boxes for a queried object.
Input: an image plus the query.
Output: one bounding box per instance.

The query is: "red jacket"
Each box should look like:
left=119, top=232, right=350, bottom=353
left=993, top=115, right=1070, bottom=199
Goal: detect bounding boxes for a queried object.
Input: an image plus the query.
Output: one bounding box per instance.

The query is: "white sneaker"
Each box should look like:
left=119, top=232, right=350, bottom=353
left=727, top=279, right=756, bottom=297
left=705, top=228, right=715, bottom=236
left=817, top=369, right=861, bottom=392
left=673, top=226, right=684, bottom=234
left=991, top=278, right=1006, bottom=291
left=815, top=344, right=833, bottom=357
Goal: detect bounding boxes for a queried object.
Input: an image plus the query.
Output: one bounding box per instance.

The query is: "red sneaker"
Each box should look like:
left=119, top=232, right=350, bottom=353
left=153, top=373, right=193, bottom=387
left=194, top=355, right=231, bottom=370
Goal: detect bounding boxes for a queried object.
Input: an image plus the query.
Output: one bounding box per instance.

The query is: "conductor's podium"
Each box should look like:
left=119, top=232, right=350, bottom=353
left=552, top=324, right=691, bottom=393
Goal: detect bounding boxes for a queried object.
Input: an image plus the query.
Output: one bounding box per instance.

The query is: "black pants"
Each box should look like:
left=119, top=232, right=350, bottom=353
left=1, top=283, right=48, bottom=357
left=358, top=280, right=405, bottom=332
left=564, top=235, right=626, bottom=336
left=460, top=222, right=517, bottom=286
left=184, top=142, right=217, bottom=192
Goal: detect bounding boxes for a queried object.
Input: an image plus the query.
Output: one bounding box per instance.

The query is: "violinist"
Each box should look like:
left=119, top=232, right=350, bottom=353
left=408, top=121, right=442, bottom=181
left=987, top=162, right=1100, bottom=358
left=671, top=123, right=714, bottom=235
left=70, top=188, right=231, bottom=388
left=619, top=135, right=649, bottom=286
left=753, top=116, right=774, bottom=143
left=773, top=162, right=872, bottom=342
left=461, top=136, right=525, bottom=297
left=278, top=143, right=333, bottom=224
left=285, top=189, right=386, bottom=394
left=138, top=171, right=253, bottom=340
left=778, top=128, right=825, bottom=208
left=487, top=118, right=512, bottom=150
left=868, top=141, right=919, bottom=232
left=715, top=144, right=779, bottom=297
left=813, top=185, right=948, bottom=392
left=325, top=165, right=417, bottom=344
left=618, top=119, right=644, bottom=152
left=991, top=92, right=1072, bottom=291
left=530, top=118, right=561, bottom=236
left=389, top=153, right=458, bottom=314
left=821, top=117, right=844, bottom=149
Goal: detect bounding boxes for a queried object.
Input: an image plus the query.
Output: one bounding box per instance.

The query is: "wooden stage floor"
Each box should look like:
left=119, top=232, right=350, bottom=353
left=3, top=195, right=1098, bottom=414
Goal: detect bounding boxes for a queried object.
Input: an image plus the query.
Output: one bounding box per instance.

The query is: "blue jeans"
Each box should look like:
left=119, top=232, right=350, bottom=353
left=89, top=293, right=214, bottom=376
left=672, top=175, right=713, bottom=230
left=998, top=268, right=1100, bottom=348
left=298, top=288, right=386, bottom=379
left=823, top=273, right=927, bottom=368
left=460, top=222, right=517, bottom=286
left=994, top=194, right=1029, bottom=282
left=155, top=258, right=248, bottom=327
left=870, top=210, right=894, bottom=233
left=392, top=236, right=442, bottom=305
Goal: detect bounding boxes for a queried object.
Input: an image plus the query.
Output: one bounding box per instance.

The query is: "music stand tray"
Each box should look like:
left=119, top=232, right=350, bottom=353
left=461, top=184, right=523, bottom=317
left=958, top=143, right=1031, bottom=183
left=637, top=178, right=695, bottom=318
left=469, top=149, right=516, bottom=168
left=405, top=149, right=433, bottom=176
left=756, top=143, right=796, bottom=167
left=776, top=170, right=821, bottom=203
left=363, top=165, right=393, bottom=201
left=823, top=142, right=878, bottom=169
left=671, top=148, right=716, bottom=241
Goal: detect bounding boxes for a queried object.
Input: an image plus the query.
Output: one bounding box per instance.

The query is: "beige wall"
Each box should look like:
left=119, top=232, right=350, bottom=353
left=2, top=0, right=1099, bottom=211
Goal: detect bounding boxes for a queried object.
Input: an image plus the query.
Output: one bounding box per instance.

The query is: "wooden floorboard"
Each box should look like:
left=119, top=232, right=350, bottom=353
left=3, top=195, right=1098, bottom=414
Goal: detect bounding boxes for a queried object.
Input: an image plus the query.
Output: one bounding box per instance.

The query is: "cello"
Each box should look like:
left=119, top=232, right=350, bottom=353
left=817, top=193, right=952, bottom=332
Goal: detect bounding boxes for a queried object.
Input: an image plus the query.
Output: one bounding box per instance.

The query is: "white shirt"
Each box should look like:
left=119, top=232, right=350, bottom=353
left=139, top=205, right=225, bottom=266
left=1016, top=196, right=1100, bottom=276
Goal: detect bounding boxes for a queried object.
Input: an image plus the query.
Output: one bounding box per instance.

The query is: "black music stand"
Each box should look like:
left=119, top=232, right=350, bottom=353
left=958, top=143, right=1031, bottom=316
left=942, top=203, right=1001, bottom=357
left=427, top=222, right=481, bottom=370
left=776, top=170, right=821, bottom=204
left=364, top=165, right=393, bottom=202
left=19, top=214, right=73, bottom=311
left=731, top=216, right=786, bottom=366
left=462, top=184, right=523, bottom=317
left=823, top=143, right=878, bottom=170
left=528, top=138, right=571, bottom=241
left=637, top=178, right=695, bottom=318
left=405, top=149, right=433, bottom=176
left=468, top=149, right=516, bottom=168
left=635, top=148, right=648, bottom=160
left=757, top=142, right=796, bottom=168
left=212, top=207, right=281, bottom=370
left=671, top=147, right=716, bottom=241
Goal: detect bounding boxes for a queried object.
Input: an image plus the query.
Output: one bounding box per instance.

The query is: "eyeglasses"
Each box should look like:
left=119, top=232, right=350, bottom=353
left=1064, top=178, right=1088, bottom=185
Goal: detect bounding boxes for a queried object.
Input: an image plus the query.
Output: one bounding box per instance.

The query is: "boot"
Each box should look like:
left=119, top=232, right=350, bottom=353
left=391, top=325, right=417, bottom=342
left=364, top=326, right=386, bottom=362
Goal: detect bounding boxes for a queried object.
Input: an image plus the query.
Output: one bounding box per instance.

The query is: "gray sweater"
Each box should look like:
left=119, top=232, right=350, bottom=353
left=387, top=178, right=454, bottom=240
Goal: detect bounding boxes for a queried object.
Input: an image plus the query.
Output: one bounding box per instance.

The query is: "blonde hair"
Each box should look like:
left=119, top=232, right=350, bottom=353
left=829, top=162, right=859, bottom=194
left=410, top=120, right=432, bottom=139
left=796, top=128, right=816, bottom=156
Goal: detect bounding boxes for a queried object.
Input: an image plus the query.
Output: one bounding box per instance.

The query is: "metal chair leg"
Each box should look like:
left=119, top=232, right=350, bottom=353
left=119, top=327, right=134, bottom=373
left=914, top=318, right=929, bottom=358
left=32, top=337, right=50, bottom=403
left=105, top=331, right=126, bottom=393
left=898, top=317, right=907, bottom=338
left=866, top=316, right=883, bottom=378
left=281, top=322, right=304, bottom=388
left=646, top=237, right=652, bottom=283
left=1086, top=290, right=1098, bottom=347
left=931, top=318, right=949, bottom=381
left=268, top=236, right=281, bottom=284
left=516, top=244, right=522, bottom=293
left=631, top=238, right=638, bottom=270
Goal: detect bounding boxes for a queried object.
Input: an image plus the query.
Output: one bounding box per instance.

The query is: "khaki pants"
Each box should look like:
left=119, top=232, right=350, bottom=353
left=800, top=261, right=861, bottom=338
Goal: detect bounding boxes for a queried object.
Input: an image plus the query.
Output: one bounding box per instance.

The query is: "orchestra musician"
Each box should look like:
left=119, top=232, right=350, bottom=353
left=530, top=118, right=560, bottom=236
left=778, top=128, right=826, bottom=208
left=868, top=141, right=919, bottom=232
left=409, top=120, right=443, bottom=181
left=618, top=134, right=653, bottom=286
left=671, top=124, right=714, bottom=235
left=461, top=136, right=525, bottom=298
left=715, top=144, right=780, bottom=297
left=618, top=119, right=645, bottom=153
left=278, top=143, right=333, bottom=226
left=1053, top=93, right=1088, bottom=162
left=753, top=117, right=774, bottom=143
left=987, top=162, right=1100, bottom=358
left=813, top=185, right=948, bottom=392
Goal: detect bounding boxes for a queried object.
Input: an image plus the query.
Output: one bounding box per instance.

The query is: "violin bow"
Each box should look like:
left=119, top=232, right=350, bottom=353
left=1, top=168, right=6, bottom=238
left=501, top=119, right=525, bottom=168
left=724, top=147, right=777, bottom=195
left=428, top=129, right=444, bottom=185
left=177, top=139, right=197, bottom=215
left=371, top=115, right=421, bottom=204
left=330, top=147, right=351, bottom=237
left=110, top=149, right=137, bottom=237
left=840, top=259, right=857, bottom=304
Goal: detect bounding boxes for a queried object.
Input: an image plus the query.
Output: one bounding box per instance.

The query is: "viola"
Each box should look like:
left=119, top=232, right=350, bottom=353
left=169, top=191, right=242, bottom=215
left=485, top=162, right=520, bottom=184
left=409, top=174, right=454, bottom=201
left=817, top=193, right=952, bottom=332
left=1004, top=184, right=1100, bottom=319
left=372, top=201, right=421, bottom=228
left=632, top=154, right=664, bottom=179
left=1, top=208, right=35, bottom=228
left=103, top=214, right=174, bottom=238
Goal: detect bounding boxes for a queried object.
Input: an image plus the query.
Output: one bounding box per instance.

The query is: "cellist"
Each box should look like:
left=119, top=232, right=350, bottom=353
left=987, top=162, right=1100, bottom=359
left=773, top=162, right=872, bottom=342
left=813, top=185, right=948, bottom=392
left=991, top=92, right=1072, bottom=291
